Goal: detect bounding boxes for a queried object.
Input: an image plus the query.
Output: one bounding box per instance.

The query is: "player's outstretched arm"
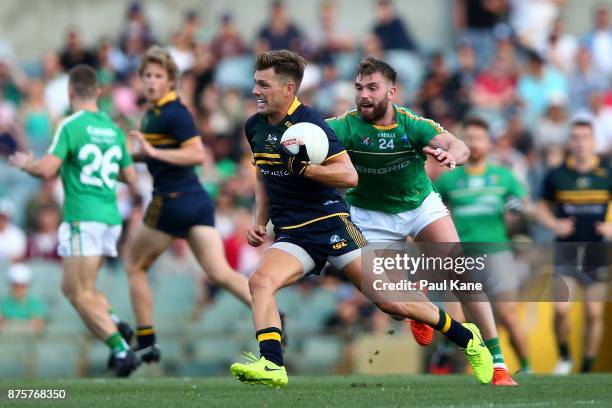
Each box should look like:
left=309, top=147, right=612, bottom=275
left=130, top=130, right=205, bottom=166
left=424, top=132, right=470, bottom=171
left=8, top=151, right=62, bottom=179
left=304, top=151, right=358, bottom=188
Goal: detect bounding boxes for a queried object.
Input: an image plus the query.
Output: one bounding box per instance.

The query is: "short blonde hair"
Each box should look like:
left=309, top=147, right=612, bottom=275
left=138, top=45, right=178, bottom=83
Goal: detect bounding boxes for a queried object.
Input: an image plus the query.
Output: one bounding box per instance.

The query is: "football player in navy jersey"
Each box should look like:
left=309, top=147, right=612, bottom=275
left=125, top=46, right=252, bottom=364
left=230, top=50, right=493, bottom=388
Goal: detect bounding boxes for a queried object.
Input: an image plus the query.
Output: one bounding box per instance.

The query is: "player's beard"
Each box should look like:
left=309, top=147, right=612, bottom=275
left=358, top=98, right=389, bottom=123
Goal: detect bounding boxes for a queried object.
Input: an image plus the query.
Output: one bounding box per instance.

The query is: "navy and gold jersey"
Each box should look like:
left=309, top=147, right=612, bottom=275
left=246, top=98, right=349, bottom=232
left=541, top=158, right=612, bottom=242
left=141, top=91, right=202, bottom=194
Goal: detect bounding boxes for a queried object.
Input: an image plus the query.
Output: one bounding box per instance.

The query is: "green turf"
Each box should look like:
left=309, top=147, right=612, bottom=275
left=1, top=374, right=611, bottom=408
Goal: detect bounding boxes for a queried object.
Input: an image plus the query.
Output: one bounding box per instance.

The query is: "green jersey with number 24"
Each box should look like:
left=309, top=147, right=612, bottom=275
left=48, top=110, right=132, bottom=224
left=327, top=105, right=445, bottom=213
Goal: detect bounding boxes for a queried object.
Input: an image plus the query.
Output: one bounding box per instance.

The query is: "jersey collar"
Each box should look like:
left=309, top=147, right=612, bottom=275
left=286, top=97, right=301, bottom=116
left=465, top=162, right=487, bottom=175
left=156, top=90, right=178, bottom=107
left=370, top=104, right=399, bottom=130
left=566, top=156, right=599, bottom=171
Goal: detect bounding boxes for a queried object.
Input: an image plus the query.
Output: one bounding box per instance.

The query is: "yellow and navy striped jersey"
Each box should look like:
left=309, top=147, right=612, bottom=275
left=541, top=158, right=612, bottom=242
left=245, top=98, right=349, bottom=231
left=140, top=91, right=202, bottom=194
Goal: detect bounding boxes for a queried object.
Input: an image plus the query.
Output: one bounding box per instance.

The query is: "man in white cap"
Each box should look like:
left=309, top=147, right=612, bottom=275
left=0, top=199, right=26, bottom=262
left=0, top=263, right=47, bottom=333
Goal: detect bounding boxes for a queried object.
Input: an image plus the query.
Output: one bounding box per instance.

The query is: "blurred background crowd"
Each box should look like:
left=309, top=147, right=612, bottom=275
left=0, top=0, right=611, bottom=378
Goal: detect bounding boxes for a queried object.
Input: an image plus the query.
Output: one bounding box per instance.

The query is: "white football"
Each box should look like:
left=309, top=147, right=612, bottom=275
left=280, top=122, right=329, bottom=165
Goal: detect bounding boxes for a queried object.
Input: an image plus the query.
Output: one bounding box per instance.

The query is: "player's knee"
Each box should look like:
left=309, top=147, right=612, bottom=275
left=585, top=306, right=603, bottom=325
left=248, top=271, right=279, bottom=296
left=60, top=280, right=76, bottom=301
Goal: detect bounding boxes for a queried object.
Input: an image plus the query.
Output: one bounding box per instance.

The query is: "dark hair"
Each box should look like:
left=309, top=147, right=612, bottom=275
left=254, top=49, right=306, bottom=89
left=356, top=57, right=397, bottom=84
left=68, top=64, right=98, bottom=99
left=463, top=116, right=490, bottom=132
left=571, top=118, right=594, bottom=130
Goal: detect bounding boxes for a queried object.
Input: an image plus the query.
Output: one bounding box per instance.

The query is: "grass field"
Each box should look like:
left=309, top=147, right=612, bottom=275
left=1, top=374, right=611, bottom=407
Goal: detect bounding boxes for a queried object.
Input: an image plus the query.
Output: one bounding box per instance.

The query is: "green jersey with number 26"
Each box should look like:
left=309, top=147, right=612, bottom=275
left=48, top=110, right=132, bottom=224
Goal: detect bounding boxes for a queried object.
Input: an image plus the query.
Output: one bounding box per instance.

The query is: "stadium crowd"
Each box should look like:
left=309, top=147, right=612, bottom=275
left=0, top=0, right=611, bottom=376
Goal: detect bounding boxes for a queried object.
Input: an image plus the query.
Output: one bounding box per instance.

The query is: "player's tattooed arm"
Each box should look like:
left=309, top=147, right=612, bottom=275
left=304, top=151, right=358, bottom=188
left=423, top=132, right=470, bottom=171
left=8, top=152, right=62, bottom=179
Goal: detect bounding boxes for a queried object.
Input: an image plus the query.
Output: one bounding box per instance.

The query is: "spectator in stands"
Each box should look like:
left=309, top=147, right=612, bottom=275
left=582, top=4, right=612, bottom=80
left=20, top=78, right=52, bottom=158
left=255, top=0, right=304, bottom=53
left=313, top=0, right=354, bottom=63
left=25, top=204, right=61, bottom=262
left=588, top=90, right=612, bottom=155
left=211, top=13, right=247, bottom=61
left=41, top=51, right=69, bottom=120
left=59, top=28, right=97, bottom=71
left=517, top=50, right=568, bottom=128
left=0, top=99, right=25, bottom=157
left=24, top=178, right=61, bottom=233
left=372, top=0, right=417, bottom=52
left=569, top=46, right=608, bottom=114
left=446, top=40, right=478, bottom=121
left=534, top=94, right=569, bottom=152
left=545, top=18, right=578, bottom=74
left=454, top=0, right=509, bottom=66
left=0, top=263, right=47, bottom=334
left=95, top=39, right=118, bottom=116
left=472, top=55, right=517, bottom=112
left=0, top=199, right=26, bottom=262
left=510, top=0, right=561, bottom=53
left=0, top=58, right=27, bottom=107
left=117, top=1, right=155, bottom=54
left=168, top=30, right=195, bottom=74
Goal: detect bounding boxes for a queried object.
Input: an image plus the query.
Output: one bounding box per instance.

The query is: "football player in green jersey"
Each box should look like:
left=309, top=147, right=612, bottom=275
left=436, top=117, right=531, bottom=373
left=327, top=57, right=516, bottom=385
left=9, top=65, right=140, bottom=377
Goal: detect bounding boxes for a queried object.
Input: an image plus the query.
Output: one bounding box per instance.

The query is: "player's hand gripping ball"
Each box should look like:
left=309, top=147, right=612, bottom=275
left=280, top=122, right=329, bottom=175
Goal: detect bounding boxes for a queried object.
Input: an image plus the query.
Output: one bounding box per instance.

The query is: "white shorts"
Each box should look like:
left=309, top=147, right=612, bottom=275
left=350, top=192, right=449, bottom=242
left=58, top=221, right=122, bottom=258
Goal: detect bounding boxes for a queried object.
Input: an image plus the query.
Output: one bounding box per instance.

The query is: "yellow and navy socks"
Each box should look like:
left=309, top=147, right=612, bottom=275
left=433, top=309, right=472, bottom=349
left=106, top=332, right=129, bottom=357
left=136, top=326, right=156, bottom=349
left=484, top=337, right=507, bottom=369
left=256, top=327, right=283, bottom=366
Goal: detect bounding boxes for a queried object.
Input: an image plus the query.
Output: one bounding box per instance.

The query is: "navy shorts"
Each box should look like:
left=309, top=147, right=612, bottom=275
left=144, top=189, right=215, bottom=238
left=554, top=243, right=611, bottom=286
left=273, top=214, right=368, bottom=275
